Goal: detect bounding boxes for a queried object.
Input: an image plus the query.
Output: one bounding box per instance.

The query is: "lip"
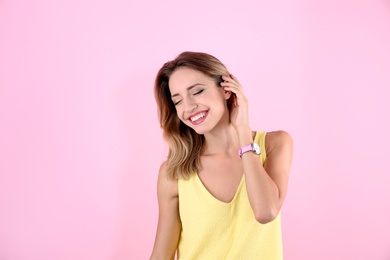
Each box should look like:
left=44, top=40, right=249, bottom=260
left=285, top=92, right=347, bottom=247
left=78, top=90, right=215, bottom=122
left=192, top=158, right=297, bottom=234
left=187, top=110, right=208, bottom=125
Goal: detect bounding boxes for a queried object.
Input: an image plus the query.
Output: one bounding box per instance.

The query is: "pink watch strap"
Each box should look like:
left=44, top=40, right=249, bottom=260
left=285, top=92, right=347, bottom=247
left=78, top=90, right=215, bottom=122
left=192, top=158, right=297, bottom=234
left=238, top=144, right=253, bottom=158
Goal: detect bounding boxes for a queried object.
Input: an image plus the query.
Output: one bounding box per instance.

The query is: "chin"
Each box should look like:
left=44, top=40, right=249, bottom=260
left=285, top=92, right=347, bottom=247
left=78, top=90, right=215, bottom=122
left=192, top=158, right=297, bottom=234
left=191, top=125, right=214, bottom=135
left=193, top=129, right=206, bottom=135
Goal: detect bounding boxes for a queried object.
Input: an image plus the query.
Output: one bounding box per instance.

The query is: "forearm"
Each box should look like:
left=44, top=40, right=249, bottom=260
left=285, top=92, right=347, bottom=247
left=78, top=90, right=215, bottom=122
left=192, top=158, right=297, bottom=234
left=242, top=154, right=281, bottom=223
left=236, top=127, right=282, bottom=223
left=150, top=220, right=180, bottom=260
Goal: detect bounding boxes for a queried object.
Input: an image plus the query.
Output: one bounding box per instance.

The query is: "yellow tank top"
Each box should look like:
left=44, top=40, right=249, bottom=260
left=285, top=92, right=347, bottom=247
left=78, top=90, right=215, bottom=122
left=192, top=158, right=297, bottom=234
left=177, top=131, right=283, bottom=260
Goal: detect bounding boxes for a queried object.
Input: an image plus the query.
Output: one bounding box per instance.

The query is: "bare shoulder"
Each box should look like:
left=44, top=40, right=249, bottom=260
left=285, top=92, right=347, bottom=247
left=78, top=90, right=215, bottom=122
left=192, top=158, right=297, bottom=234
left=265, top=130, right=293, bottom=155
left=157, top=161, right=178, bottom=199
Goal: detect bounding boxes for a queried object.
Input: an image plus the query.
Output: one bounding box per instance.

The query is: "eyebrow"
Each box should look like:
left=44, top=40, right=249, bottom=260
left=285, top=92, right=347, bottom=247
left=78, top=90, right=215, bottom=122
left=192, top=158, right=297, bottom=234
left=171, top=83, right=205, bottom=98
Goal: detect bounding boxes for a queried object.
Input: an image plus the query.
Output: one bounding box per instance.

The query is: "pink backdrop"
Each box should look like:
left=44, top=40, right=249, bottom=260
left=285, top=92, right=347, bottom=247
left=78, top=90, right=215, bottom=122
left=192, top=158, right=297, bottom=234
left=1, top=1, right=389, bottom=259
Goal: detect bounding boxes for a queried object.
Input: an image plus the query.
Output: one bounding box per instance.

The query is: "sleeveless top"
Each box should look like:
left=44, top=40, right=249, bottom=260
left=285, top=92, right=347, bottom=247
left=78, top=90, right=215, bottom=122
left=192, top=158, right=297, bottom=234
left=177, top=131, right=283, bottom=260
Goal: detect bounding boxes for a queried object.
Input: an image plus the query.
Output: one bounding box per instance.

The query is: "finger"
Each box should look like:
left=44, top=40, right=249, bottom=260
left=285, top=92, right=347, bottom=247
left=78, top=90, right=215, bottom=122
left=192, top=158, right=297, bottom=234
left=223, top=81, right=246, bottom=95
left=222, top=85, right=241, bottom=97
left=220, top=80, right=237, bottom=87
left=222, top=77, right=242, bottom=92
left=229, top=74, right=241, bottom=85
left=223, top=86, right=246, bottom=104
left=223, top=74, right=242, bottom=87
left=222, top=75, right=238, bottom=85
left=220, top=80, right=241, bottom=91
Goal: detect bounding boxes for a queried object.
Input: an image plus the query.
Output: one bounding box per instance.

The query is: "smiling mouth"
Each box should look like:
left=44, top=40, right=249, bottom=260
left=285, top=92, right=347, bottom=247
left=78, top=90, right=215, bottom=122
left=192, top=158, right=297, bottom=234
left=189, top=111, right=207, bottom=122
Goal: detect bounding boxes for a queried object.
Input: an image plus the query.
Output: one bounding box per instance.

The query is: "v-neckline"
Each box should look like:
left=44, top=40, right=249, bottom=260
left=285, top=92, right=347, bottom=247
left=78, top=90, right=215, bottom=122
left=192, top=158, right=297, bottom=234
left=193, top=131, right=260, bottom=204
left=195, top=172, right=245, bottom=205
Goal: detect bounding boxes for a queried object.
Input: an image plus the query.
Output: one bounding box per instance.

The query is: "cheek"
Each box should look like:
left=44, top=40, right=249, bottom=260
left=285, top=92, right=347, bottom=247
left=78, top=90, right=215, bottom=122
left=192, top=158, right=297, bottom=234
left=175, top=107, right=184, bottom=120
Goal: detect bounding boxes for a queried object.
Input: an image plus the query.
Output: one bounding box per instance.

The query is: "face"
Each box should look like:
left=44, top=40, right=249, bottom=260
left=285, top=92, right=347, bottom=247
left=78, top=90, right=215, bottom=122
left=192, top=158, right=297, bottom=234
left=169, top=68, right=231, bottom=135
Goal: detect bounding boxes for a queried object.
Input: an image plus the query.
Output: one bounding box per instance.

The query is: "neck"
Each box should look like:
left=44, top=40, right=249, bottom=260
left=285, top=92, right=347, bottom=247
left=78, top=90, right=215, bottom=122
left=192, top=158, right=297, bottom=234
left=202, top=124, right=240, bottom=156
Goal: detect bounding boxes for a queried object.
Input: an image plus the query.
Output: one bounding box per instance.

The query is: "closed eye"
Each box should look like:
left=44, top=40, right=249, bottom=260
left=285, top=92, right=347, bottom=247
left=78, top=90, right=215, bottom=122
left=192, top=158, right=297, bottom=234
left=173, top=100, right=182, bottom=106
left=194, top=89, right=204, bottom=95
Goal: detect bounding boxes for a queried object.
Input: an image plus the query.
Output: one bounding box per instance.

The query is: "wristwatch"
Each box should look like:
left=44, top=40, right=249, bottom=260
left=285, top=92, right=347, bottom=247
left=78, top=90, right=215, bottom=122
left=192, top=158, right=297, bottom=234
left=238, top=143, right=261, bottom=158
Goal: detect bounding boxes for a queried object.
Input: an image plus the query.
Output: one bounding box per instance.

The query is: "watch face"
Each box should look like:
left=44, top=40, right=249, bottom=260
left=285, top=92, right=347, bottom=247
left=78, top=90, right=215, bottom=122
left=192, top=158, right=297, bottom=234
left=252, top=143, right=261, bottom=155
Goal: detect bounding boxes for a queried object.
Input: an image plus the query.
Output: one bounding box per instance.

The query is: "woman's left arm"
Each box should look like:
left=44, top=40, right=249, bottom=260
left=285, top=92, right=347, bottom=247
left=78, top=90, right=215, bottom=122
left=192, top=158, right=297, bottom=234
left=221, top=74, right=294, bottom=224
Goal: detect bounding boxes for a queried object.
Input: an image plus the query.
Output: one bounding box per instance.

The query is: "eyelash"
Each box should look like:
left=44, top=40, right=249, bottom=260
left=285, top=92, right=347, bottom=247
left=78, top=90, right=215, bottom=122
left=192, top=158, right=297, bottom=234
left=173, top=89, right=204, bottom=106
left=194, top=89, right=204, bottom=95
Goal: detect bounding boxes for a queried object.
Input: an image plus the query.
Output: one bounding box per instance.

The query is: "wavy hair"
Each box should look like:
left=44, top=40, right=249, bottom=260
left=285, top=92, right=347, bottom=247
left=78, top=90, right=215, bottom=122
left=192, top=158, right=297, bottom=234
left=154, top=51, right=232, bottom=179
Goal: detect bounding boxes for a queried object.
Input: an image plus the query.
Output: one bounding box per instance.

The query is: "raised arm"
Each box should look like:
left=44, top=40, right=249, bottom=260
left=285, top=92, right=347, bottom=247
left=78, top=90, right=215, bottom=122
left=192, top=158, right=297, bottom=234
left=150, top=162, right=181, bottom=260
left=221, top=74, right=293, bottom=224
left=239, top=129, right=293, bottom=223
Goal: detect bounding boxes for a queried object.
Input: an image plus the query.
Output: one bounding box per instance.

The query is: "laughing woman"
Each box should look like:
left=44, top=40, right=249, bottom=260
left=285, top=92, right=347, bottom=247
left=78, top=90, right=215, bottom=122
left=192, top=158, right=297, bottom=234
left=150, top=51, right=293, bottom=260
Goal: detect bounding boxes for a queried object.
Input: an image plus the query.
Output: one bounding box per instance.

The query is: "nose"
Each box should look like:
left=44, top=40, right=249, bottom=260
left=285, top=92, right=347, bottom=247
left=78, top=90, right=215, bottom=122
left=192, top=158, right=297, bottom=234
left=183, top=97, right=197, bottom=112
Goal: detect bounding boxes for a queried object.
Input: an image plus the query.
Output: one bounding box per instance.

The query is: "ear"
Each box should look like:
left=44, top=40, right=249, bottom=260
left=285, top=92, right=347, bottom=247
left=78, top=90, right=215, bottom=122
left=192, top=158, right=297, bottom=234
left=224, top=90, right=232, bottom=100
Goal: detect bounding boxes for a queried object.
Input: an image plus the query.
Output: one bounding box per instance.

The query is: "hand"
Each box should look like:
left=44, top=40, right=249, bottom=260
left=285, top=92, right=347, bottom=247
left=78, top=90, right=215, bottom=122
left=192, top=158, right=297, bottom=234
left=220, top=74, right=250, bottom=130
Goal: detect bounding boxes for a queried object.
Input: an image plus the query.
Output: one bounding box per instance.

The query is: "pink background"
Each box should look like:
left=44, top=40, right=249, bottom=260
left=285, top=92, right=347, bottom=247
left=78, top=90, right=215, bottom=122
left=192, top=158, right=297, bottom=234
left=1, top=1, right=390, bottom=259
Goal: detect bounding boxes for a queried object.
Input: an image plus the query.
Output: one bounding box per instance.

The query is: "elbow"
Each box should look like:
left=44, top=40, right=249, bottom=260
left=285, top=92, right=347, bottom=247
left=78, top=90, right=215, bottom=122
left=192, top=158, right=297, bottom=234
left=150, top=254, right=173, bottom=260
left=254, top=208, right=278, bottom=224
left=150, top=250, right=175, bottom=260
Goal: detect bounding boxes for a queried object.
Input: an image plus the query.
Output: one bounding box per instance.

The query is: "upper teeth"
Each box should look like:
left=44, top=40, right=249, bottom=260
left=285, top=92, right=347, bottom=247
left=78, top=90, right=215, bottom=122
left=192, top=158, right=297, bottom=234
left=190, top=112, right=206, bottom=122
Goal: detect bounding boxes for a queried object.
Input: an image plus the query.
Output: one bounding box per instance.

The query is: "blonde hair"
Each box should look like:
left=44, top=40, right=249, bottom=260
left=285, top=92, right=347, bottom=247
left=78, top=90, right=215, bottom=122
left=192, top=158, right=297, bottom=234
left=154, top=51, right=232, bottom=179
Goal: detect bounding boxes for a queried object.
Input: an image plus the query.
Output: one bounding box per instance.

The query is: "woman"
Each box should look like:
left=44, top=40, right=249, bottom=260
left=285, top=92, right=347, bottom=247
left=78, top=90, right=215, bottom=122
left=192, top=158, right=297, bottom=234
left=150, top=51, right=293, bottom=260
